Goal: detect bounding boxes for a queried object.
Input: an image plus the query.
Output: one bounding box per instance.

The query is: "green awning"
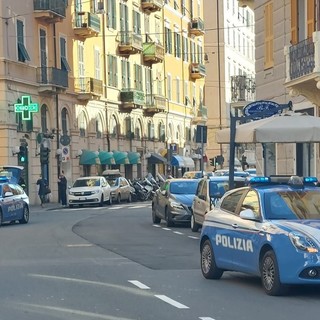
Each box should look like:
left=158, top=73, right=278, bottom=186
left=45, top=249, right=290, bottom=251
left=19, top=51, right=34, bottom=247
left=113, top=151, right=129, bottom=164
left=99, top=151, right=115, bottom=165
left=127, top=152, right=141, bottom=164
left=79, top=150, right=98, bottom=165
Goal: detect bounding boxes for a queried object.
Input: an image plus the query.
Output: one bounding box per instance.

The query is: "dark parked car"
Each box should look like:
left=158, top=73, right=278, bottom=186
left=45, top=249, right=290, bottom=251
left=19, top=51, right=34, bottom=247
left=152, top=178, right=198, bottom=227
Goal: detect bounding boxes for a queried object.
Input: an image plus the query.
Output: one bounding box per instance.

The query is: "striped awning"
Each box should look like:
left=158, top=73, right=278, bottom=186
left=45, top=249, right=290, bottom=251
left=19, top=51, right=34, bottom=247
left=113, top=151, right=129, bottom=164
left=98, top=151, right=115, bottom=165
left=127, top=152, right=141, bottom=164
left=79, top=150, right=98, bottom=165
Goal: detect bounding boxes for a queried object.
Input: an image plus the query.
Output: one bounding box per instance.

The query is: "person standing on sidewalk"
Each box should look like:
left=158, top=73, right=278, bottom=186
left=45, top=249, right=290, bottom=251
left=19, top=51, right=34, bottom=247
left=58, top=170, right=67, bottom=207
left=36, top=175, right=48, bottom=207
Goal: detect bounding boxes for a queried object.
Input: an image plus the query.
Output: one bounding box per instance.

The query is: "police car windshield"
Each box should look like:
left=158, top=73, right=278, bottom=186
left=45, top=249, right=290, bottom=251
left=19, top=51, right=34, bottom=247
left=264, top=191, right=320, bottom=220
left=169, top=181, right=198, bottom=194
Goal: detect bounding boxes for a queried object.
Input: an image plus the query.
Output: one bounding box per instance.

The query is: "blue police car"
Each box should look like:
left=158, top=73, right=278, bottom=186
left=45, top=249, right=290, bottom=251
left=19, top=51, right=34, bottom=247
left=200, top=175, right=320, bottom=295
left=0, top=177, right=29, bottom=226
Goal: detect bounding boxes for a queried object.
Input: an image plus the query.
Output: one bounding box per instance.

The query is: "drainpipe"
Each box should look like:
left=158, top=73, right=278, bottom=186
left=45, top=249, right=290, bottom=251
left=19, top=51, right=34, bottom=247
left=53, top=23, right=61, bottom=178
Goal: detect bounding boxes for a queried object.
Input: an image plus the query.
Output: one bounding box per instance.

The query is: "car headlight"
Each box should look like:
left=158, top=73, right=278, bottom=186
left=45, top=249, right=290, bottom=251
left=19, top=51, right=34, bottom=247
left=289, top=232, right=318, bottom=253
left=91, top=190, right=100, bottom=194
left=68, top=191, right=74, bottom=195
left=170, top=201, right=183, bottom=209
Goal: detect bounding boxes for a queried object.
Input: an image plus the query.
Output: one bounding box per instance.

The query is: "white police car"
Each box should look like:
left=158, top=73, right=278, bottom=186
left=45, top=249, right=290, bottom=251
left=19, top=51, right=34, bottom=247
left=200, top=175, right=320, bottom=295
left=0, top=177, right=29, bottom=225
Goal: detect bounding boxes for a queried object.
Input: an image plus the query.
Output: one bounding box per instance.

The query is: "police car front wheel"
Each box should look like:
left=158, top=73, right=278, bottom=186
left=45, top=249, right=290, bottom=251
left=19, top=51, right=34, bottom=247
left=201, top=239, right=223, bottom=279
left=261, top=250, right=287, bottom=296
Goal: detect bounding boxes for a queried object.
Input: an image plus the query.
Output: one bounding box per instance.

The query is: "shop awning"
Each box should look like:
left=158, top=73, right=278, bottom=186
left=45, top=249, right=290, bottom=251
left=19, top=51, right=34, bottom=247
left=113, top=151, right=129, bottom=164
left=99, top=151, right=115, bottom=165
left=127, top=152, right=141, bottom=164
left=171, top=155, right=195, bottom=168
left=148, top=152, right=167, bottom=164
left=79, top=150, right=98, bottom=165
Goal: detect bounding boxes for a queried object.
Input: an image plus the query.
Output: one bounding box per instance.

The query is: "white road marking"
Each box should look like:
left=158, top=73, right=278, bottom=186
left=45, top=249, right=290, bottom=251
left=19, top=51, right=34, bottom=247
left=199, top=318, right=216, bottom=320
left=162, top=228, right=171, bottom=231
left=155, top=295, right=189, bottom=309
left=19, top=303, right=133, bottom=320
left=173, top=231, right=184, bottom=235
left=128, top=280, right=150, bottom=289
left=153, top=224, right=162, bottom=228
left=66, top=244, right=94, bottom=247
left=188, top=235, right=200, bottom=240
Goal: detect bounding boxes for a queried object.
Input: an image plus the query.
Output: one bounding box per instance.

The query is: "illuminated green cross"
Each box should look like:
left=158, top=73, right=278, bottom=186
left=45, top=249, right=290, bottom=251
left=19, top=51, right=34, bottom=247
left=14, top=95, right=39, bottom=120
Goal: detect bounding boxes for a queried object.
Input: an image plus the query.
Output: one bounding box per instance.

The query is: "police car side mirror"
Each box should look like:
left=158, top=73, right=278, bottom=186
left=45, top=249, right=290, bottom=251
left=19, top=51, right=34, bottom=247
left=4, top=191, right=13, bottom=197
left=240, top=208, right=256, bottom=220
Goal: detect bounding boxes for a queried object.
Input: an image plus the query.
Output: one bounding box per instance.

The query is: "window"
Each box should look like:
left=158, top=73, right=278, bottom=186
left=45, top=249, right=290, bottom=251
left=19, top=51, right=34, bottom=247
left=241, top=190, right=260, bottom=218
left=148, top=121, right=155, bottom=140
left=79, top=112, right=86, bottom=137
left=220, top=190, right=245, bottom=213
left=60, top=37, right=71, bottom=71
left=41, top=105, right=48, bottom=133
left=94, top=47, right=101, bottom=80
left=174, top=31, right=181, bottom=58
left=155, top=18, right=161, bottom=43
left=165, top=27, right=172, bottom=54
left=134, top=64, right=143, bottom=91
left=121, top=59, right=130, bottom=89
left=176, top=77, right=180, bottom=103
left=17, top=20, right=30, bottom=62
left=125, top=117, right=132, bottom=138
left=96, top=118, right=102, bottom=139
left=108, top=55, right=118, bottom=87
left=107, top=0, right=116, bottom=29
left=133, top=11, right=141, bottom=35
left=264, top=1, right=274, bottom=69
left=190, top=41, right=196, bottom=63
left=183, top=36, right=188, bottom=62
left=167, top=74, right=172, bottom=100
left=159, top=123, right=165, bottom=142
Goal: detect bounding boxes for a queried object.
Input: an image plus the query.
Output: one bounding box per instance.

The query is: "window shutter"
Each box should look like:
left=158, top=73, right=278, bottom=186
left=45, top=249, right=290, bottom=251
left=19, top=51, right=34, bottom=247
left=307, top=0, right=315, bottom=39
left=264, top=2, right=274, bottom=69
left=290, top=0, right=298, bottom=44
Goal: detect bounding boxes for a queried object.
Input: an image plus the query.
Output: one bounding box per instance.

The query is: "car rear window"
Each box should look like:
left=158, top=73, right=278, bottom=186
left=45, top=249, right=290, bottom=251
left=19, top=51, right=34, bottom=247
left=170, top=181, right=198, bottom=194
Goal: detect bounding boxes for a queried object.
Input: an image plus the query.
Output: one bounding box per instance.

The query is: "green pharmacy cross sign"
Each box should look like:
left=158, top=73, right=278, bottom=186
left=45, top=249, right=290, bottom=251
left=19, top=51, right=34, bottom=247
left=14, top=96, right=39, bottom=120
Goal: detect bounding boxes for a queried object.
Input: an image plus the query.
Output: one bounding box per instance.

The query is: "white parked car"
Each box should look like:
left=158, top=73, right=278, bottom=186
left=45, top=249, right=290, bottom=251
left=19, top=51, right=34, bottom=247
left=68, top=176, right=112, bottom=208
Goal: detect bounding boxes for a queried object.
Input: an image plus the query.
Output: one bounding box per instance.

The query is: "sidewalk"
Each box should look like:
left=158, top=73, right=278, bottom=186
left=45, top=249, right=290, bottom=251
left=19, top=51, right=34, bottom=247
left=30, top=202, right=66, bottom=211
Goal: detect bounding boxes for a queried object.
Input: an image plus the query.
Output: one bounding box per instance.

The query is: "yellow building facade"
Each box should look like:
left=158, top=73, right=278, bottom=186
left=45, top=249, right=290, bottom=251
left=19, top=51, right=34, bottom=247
left=0, top=0, right=206, bottom=205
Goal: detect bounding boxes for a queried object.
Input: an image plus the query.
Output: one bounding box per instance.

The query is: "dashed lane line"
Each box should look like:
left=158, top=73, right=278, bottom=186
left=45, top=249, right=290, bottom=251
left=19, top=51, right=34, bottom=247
left=155, top=295, right=189, bottom=309
left=128, top=280, right=150, bottom=290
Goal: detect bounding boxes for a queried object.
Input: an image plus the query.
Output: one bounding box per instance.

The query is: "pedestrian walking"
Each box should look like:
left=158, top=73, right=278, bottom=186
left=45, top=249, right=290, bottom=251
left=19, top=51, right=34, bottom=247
left=36, top=175, right=48, bottom=207
left=58, top=170, right=67, bottom=207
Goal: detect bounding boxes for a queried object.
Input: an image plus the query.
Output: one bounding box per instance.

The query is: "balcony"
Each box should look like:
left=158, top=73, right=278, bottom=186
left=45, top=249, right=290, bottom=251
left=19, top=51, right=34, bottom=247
left=189, top=18, right=205, bottom=36
left=142, top=42, right=164, bottom=64
left=119, top=89, right=145, bottom=111
left=192, top=105, right=208, bottom=124
left=117, top=31, right=143, bottom=55
left=190, top=63, right=206, bottom=79
left=237, top=0, right=254, bottom=10
left=141, top=0, right=163, bottom=13
left=144, top=94, right=166, bottom=115
left=284, top=32, right=320, bottom=105
left=36, top=67, right=68, bottom=94
left=73, top=12, right=101, bottom=39
left=75, top=77, right=103, bottom=101
left=33, top=0, right=67, bottom=23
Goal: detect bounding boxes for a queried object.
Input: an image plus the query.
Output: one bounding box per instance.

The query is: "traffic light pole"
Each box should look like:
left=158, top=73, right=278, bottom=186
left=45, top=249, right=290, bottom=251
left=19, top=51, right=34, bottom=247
left=200, top=126, right=204, bottom=175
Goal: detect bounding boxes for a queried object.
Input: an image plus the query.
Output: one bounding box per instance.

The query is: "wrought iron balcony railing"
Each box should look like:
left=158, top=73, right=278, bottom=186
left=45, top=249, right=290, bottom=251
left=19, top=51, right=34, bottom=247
left=117, top=31, right=143, bottom=54
left=142, top=42, right=164, bottom=63
left=34, top=0, right=67, bottom=22
left=73, top=11, right=101, bottom=38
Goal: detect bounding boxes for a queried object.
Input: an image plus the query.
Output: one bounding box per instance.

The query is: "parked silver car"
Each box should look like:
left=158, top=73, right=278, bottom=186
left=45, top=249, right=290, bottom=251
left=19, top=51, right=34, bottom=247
left=191, top=176, right=246, bottom=232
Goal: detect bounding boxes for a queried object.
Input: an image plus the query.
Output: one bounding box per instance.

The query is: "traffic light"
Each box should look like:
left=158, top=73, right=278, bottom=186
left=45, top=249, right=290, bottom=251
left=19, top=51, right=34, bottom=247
left=216, top=155, right=224, bottom=166
left=18, top=145, right=28, bottom=163
left=40, top=146, right=50, bottom=164
left=209, top=157, right=215, bottom=167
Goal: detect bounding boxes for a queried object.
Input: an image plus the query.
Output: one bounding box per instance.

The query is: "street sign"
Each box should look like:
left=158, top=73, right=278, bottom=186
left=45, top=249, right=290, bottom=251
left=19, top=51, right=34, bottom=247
left=14, top=96, right=39, bottom=120
left=243, top=100, right=280, bottom=120
left=196, top=125, right=207, bottom=143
